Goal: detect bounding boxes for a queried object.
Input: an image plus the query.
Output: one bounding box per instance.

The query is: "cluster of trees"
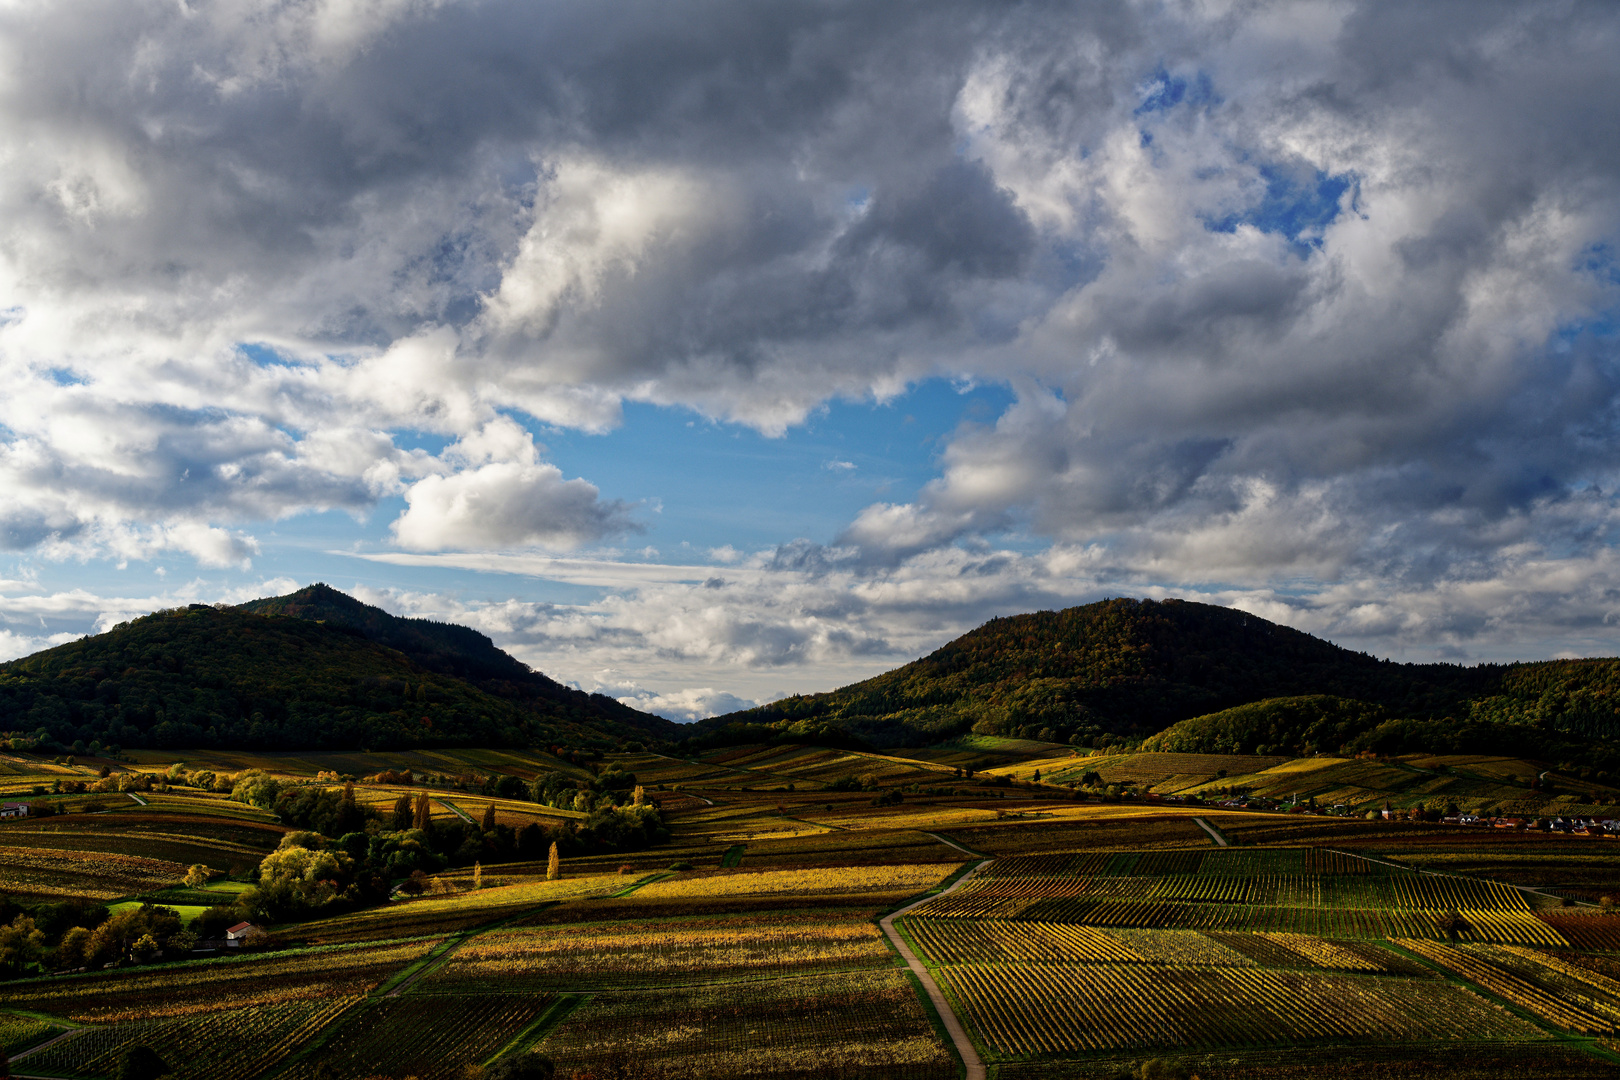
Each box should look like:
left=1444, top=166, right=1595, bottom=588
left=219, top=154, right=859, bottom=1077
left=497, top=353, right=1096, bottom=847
left=0, top=896, right=249, bottom=976
left=229, top=777, right=665, bottom=923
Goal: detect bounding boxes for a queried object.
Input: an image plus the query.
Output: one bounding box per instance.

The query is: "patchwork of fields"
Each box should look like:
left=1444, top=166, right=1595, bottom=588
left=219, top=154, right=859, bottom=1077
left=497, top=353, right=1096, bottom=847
left=5, top=743, right=1620, bottom=1078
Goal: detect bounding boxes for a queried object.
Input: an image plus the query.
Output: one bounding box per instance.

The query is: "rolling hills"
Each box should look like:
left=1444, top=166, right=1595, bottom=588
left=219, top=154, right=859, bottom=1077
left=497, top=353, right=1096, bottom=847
left=0, top=585, right=675, bottom=752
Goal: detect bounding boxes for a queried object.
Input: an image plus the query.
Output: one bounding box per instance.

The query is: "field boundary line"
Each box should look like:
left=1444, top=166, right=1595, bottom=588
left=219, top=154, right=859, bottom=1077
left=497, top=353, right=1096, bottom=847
left=126, top=792, right=147, bottom=806
left=9, top=1026, right=84, bottom=1062
left=1321, top=847, right=1582, bottom=909
left=879, top=859, right=992, bottom=1080
left=434, top=797, right=476, bottom=823
left=924, top=831, right=986, bottom=858
left=1381, top=940, right=1620, bottom=1065
left=1193, top=817, right=1228, bottom=846
left=610, top=871, right=673, bottom=897
left=381, top=900, right=562, bottom=999
left=485, top=992, right=587, bottom=1063
left=720, top=843, right=746, bottom=867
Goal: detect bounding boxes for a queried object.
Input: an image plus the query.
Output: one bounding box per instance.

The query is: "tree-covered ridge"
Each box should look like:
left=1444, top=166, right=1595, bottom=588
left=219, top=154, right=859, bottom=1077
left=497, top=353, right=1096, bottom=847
left=239, top=584, right=673, bottom=740
left=704, top=598, right=1620, bottom=751
left=0, top=597, right=669, bottom=751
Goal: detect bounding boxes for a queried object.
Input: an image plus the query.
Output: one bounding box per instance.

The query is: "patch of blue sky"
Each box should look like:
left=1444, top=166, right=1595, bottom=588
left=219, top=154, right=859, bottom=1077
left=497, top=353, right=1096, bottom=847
left=1206, top=165, right=1354, bottom=254
left=1134, top=67, right=1217, bottom=115
left=237, top=342, right=285, bottom=367
left=533, top=377, right=1018, bottom=558
left=44, top=367, right=88, bottom=386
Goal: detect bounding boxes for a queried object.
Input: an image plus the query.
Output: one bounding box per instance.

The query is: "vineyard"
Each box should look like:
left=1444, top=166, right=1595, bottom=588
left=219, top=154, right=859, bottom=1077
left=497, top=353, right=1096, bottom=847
left=937, top=960, right=1544, bottom=1053
left=893, top=844, right=1620, bottom=1065
left=0, top=938, right=441, bottom=1021
left=540, top=971, right=957, bottom=1080
left=10, top=738, right=1620, bottom=1080
left=20, top=997, right=358, bottom=1079
left=276, top=995, right=557, bottom=1080
left=423, top=915, right=892, bottom=990
left=910, top=849, right=1569, bottom=945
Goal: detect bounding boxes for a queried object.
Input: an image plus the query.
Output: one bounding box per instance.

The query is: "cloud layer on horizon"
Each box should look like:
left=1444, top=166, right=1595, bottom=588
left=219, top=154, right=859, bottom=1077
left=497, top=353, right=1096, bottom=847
left=1, top=1, right=1618, bottom=714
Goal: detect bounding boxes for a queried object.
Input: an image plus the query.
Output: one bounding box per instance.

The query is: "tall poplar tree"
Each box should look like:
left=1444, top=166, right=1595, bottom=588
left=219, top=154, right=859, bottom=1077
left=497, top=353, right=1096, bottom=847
left=546, top=841, right=561, bottom=880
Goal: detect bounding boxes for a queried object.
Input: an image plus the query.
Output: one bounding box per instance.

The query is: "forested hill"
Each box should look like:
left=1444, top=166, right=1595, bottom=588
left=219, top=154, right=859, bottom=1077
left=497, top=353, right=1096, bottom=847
left=238, top=584, right=665, bottom=737
left=698, top=598, right=1620, bottom=751
left=0, top=587, right=675, bottom=751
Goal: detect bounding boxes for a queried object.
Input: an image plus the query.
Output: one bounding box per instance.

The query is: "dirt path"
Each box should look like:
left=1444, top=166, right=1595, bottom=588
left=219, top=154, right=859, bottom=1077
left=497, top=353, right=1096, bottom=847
left=879, top=860, right=992, bottom=1080
left=1193, top=817, right=1228, bottom=846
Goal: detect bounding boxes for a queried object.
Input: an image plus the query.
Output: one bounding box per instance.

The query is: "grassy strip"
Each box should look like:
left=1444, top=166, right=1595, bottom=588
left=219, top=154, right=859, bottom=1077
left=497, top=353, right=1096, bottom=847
left=610, top=871, right=674, bottom=898
left=260, top=995, right=376, bottom=1078
left=720, top=844, right=746, bottom=867
left=373, top=936, right=464, bottom=997
left=483, top=993, right=587, bottom=1064
left=384, top=901, right=564, bottom=996
left=434, top=797, right=476, bottom=823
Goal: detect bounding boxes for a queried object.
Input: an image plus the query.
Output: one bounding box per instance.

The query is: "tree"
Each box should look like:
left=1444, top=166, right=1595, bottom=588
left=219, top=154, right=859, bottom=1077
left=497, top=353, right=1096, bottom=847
left=391, top=793, right=412, bottom=831
left=547, top=841, right=561, bottom=881
left=0, top=915, right=44, bottom=974
left=115, top=1046, right=171, bottom=1080
left=414, top=791, right=431, bottom=831
left=473, top=861, right=483, bottom=890
left=184, top=864, right=211, bottom=888
left=482, top=802, right=496, bottom=832
left=632, top=785, right=646, bottom=807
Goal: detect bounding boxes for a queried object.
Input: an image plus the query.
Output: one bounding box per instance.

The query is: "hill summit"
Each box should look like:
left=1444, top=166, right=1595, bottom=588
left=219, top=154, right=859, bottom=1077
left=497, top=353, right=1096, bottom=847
left=701, top=597, right=1620, bottom=754
left=0, top=584, right=674, bottom=752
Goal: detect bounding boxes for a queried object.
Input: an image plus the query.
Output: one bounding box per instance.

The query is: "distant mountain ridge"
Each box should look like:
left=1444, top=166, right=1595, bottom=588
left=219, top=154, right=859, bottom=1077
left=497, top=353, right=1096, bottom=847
left=699, top=597, right=1620, bottom=753
left=0, top=585, right=675, bottom=751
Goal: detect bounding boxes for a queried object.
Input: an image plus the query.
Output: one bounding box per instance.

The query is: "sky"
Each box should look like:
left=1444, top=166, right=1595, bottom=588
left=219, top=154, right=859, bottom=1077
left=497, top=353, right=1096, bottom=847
left=1, top=0, right=1619, bottom=722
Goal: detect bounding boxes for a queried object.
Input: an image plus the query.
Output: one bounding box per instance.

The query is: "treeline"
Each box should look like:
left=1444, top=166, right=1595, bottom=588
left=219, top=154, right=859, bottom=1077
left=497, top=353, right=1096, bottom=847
left=0, top=594, right=669, bottom=752
left=1142, top=694, right=1620, bottom=774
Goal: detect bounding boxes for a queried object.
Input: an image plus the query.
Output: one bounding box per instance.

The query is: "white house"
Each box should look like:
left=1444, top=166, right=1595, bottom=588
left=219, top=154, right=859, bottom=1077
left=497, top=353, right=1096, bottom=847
left=0, top=802, right=28, bottom=819
left=224, top=922, right=260, bottom=946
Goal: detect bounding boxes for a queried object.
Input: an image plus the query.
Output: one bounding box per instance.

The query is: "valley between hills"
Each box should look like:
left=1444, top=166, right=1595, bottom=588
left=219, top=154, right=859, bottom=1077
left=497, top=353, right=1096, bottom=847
left=6, top=588, right=1620, bottom=1079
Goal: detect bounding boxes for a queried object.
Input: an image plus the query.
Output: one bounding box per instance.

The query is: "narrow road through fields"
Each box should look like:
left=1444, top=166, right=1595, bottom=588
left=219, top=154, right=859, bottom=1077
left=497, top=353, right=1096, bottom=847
left=1193, top=817, right=1227, bottom=846
left=879, top=860, right=992, bottom=1080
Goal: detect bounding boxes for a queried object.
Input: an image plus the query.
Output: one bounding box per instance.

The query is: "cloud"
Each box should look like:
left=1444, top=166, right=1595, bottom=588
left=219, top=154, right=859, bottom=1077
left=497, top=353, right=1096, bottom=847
left=391, top=462, right=635, bottom=551
left=0, top=0, right=1613, bottom=668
